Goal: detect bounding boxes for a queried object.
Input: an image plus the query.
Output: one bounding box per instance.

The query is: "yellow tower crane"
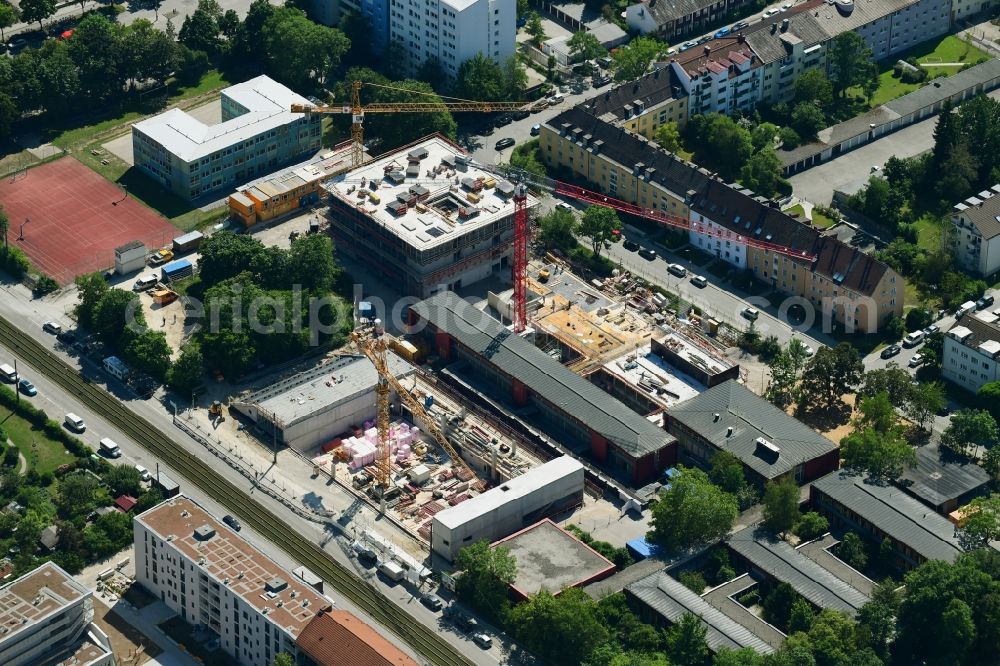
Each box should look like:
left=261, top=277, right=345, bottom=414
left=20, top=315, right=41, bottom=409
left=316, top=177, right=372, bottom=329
left=352, top=322, right=480, bottom=500
left=291, top=81, right=537, bottom=168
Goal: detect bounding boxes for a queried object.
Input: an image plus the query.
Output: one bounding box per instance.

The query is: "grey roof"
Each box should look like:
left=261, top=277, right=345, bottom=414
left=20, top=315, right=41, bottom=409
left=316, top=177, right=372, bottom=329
left=727, top=527, right=870, bottom=615
left=239, top=353, right=415, bottom=426
left=627, top=572, right=775, bottom=654
left=744, top=13, right=829, bottom=64
left=884, top=58, right=1000, bottom=118
left=587, top=20, right=627, bottom=46
left=953, top=183, right=1000, bottom=240
left=897, top=444, right=990, bottom=509
left=410, top=292, right=675, bottom=458
left=39, top=525, right=59, bottom=550
left=812, top=472, right=963, bottom=563
left=779, top=106, right=901, bottom=167
left=638, top=0, right=724, bottom=26
left=666, top=380, right=838, bottom=480
left=580, top=66, right=684, bottom=122
left=116, top=240, right=145, bottom=252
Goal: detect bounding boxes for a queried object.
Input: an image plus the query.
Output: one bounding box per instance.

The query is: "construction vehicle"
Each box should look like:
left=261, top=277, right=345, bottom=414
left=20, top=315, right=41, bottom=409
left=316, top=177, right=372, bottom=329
left=352, top=308, right=481, bottom=508
left=208, top=400, right=224, bottom=423
left=147, top=248, right=174, bottom=266
left=537, top=268, right=551, bottom=282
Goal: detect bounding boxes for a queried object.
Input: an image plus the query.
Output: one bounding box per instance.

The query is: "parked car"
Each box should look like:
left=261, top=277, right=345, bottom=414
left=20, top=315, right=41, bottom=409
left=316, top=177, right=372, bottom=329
left=955, top=300, right=977, bottom=318
left=623, top=239, right=639, bottom=251
left=741, top=307, right=759, bottom=321
left=495, top=114, right=513, bottom=126
left=909, top=353, right=924, bottom=368
left=593, top=75, right=612, bottom=87
left=638, top=248, right=657, bottom=261
left=42, top=321, right=62, bottom=335
left=420, top=593, right=444, bottom=611
left=596, top=56, right=612, bottom=68
left=732, top=20, right=749, bottom=29
left=763, top=7, right=780, bottom=16
left=902, top=331, right=925, bottom=348
left=714, top=26, right=731, bottom=38
left=472, top=633, right=493, bottom=649
left=135, top=464, right=151, bottom=482
left=512, top=110, right=530, bottom=120
left=494, top=137, right=515, bottom=150
left=548, top=93, right=565, bottom=104
left=977, top=294, right=995, bottom=310
left=530, top=124, right=541, bottom=136
left=690, top=275, right=708, bottom=288
left=802, top=345, right=816, bottom=356
left=556, top=202, right=575, bottom=213
left=679, top=41, right=697, bottom=51
left=667, top=263, right=687, bottom=277
left=781, top=1, right=792, bottom=9
left=922, top=324, right=940, bottom=337
left=880, top=344, right=902, bottom=359
left=17, top=378, right=36, bottom=396
left=222, top=514, right=242, bottom=531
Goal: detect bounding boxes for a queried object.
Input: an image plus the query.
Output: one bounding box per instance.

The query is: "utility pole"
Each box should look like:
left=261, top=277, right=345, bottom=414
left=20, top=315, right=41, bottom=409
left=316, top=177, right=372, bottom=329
left=12, top=359, right=18, bottom=405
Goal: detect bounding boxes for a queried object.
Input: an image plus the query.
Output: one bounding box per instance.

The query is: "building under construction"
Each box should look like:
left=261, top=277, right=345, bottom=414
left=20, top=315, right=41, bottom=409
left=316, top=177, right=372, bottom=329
left=323, top=135, right=539, bottom=297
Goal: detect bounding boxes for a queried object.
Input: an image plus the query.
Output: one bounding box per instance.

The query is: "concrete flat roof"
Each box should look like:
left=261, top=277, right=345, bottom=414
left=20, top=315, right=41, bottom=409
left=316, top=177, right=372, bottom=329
left=434, top=456, right=584, bottom=530
left=239, top=353, right=415, bottom=427
left=324, top=135, right=538, bottom=251
left=493, top=519, right=615, bottom=598
left=0, top=562, right=89, bottom=647
left=132, top=75, right=312, bottom=163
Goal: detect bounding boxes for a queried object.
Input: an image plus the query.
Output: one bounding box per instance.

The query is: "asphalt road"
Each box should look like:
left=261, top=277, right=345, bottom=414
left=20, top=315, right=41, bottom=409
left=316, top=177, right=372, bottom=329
left=0, top=280, right=507, bottom=666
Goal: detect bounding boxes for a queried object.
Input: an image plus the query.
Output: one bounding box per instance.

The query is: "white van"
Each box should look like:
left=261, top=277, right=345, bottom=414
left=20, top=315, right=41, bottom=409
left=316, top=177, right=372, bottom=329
left=134, top=464, right=150, bottom=481
left=378, top=560, right=404, bottom=582
left=0, top=363, right=15, bottom=383
left=902, top=331, right=924, bottom=348
left=99, top=438, right=121, bottom=458
left=64, top=413, right=86, bottom=433
left=133, top=275, right=158, bottom=292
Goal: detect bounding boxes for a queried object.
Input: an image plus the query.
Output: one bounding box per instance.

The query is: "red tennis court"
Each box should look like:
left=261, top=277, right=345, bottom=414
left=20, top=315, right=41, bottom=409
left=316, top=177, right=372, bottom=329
left=0, top=158, right=181, bottom=285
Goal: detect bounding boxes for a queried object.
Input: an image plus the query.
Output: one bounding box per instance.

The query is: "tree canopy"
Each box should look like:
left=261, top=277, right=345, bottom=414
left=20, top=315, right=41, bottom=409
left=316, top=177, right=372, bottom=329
left=507, top=588, right=610, bottom=666
left=941, top=409, right=998, bottom=456
left=538, top=207, right=579, bottom=254
left=799, top=342, right=862, bottom=412
left=567, top=31, right=606, bottom=63
left=454, top=541, right=516, bottom=622
left=827, top=32, right=878, bottom=99
left=763, top=477, right=800, bottom=536
left=610, top=37, right=661, bottom=82
left=578, top=206, right=621, bottom=258
left=648, top=466, right=737, bottom=551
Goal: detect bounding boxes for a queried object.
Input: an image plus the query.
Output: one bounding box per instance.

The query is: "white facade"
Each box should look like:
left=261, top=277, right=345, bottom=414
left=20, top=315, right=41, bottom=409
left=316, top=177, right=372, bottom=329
left=942, top=323, right=1000, bottom=393
left=134, top=496, right=331, bottom=666
left=0, top=562, right=113, bottom=666
left=951, top=186, right=1000, bottom=277
left=431, top=456, right=585, bottom=561
left=388, top=0, right=516, bottom=78
left=951, top=0, right=999, bottom=23
left=671, top=54, right=762, bottom=118
left=688, top=211, right=748, bottom=268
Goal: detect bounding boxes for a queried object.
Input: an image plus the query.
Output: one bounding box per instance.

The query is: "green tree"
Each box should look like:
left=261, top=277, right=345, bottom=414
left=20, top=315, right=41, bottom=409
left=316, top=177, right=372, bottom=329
left=610, top=37, right=661, bottom=82
left=93, top=289, right=144, bottom=350
left=125, top=330, right=172, bottom=381
left=0, top=93, right=13, bottom=149
left=272, top=654, right=294, bottom=666
left=654, top=121, right=681, bottom=152
left=525, top=12, right=545, bottom=47
left=538, top=207, right=578, bottom=254
left=0, top=3, right=18, bottom=43
left=788, top=596, right=815, bottom=634
left=931, top=102, right=960, bottom=171
left=791, top=102, right=826, bottom=141
left=507, top=588, right=609, bottom=666
left=689, top=113, right=754, bottom=181
left=578, top=206, right=621, bottom=258
left=827, top=32, right=878, bottom=99
left=340, top=11, right=373, bottom=65
left=57, top=474, right=99, bottom=517
left=833, top=532, right=868, bottom=571
left=939, top=598, right=976, bottom=666
left=665, top=612, right=709, bottom=666
left=958, top=494, right=1000, bottom=550
left=762, top=582, right=798, bottom=631
left=104, top=465, right=143, bottom=497
left=799, top=343, right=863, bottom=412
left=905, top=308, right=932, bottom=332
left=841, top=427, right=916, bottom=480
left=941, top=408, right=998, bottom=456
left=978, top=380, right=1000, bottom=423
left=778, top=126, right=801, bottom=149
left=905, top=381, right=945, bottom=430
left=18, top=0, right=55, bottom=30
left=750, top=122, right=779, bottom=152
left=984, top=445, right=1000, bottom=480
left=852, top=391, right=898, bottom=435
left=678, top=569, right=707, bottom=593
left=261, top=7, right=349, bottom=90
left=763, top=477, right=800, bottom=536
left=648, top=466, right=737, bottom=551
left=289, top=233, right=339, bottom=293
left=121, top=20, right=177, bottom=88
left=713, top=648, right=765, bottom=666
left=168, top=343, right=204, bottom=395
left=936, top=141, right=979, bottom=202
left=179, top=6, right=221, bottom=55
left=68, top=13, right=126, bottom=103
left=567, top=30, right=606, bottom=63
left=856, top=579, right=900, bottom=663
left=197, top=231, right=271, bottom=287
left=454, top=541, right=516, bottom=622
left=708, top=450, right=746, bottom=495
left=455, top=53, right=507, bottom=101
left=135, top=488, right=164, bottom=514
left=794, top=511, right=829, bottom=541
left=739, top=146, right=786, bottom=198
left=793, top=68, right=833, bottom=108
left=860, top=366, right=912, bottom=405
left=74, top=272, right=110, bottom=330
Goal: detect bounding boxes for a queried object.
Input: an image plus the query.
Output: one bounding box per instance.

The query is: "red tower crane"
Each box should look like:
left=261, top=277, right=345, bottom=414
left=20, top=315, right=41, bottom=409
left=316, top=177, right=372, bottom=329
left=512, top=184, right=529, bottom=333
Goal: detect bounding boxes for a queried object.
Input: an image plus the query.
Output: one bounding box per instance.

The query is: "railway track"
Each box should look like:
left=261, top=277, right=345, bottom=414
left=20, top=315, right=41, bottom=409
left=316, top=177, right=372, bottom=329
left=0, top=316, right=474, bottom=666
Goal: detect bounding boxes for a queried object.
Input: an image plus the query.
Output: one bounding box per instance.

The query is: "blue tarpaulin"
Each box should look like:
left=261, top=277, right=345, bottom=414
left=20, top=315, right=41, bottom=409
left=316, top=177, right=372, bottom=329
left=626, top=537, right=662, bottom=561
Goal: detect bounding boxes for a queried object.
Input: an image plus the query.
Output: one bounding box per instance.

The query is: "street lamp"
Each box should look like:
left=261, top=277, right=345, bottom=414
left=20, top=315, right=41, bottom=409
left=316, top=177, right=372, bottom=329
left=168, top=400, right=177, bottom=418
left=17, top=218, right=29, bottom=241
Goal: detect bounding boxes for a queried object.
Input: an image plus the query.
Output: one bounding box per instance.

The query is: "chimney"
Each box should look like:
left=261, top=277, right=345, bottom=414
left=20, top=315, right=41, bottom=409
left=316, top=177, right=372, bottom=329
left=713, top=412, right=720, bottom=422
left=726, top=426, right=733, bottom=437
left=704, top=45, right=712, bottom=56
left=738, top=33, right=745, bottom=43
left=781, top=18, right=789, bottom=31
left=771, top=23, right=777, bottom=33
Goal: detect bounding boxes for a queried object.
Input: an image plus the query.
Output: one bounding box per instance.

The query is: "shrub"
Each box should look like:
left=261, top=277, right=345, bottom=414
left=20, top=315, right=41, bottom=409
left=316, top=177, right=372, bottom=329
left=678, top=570, right=707, bottom=594
left=3, top=448, right=18, bottom=468
left=0, top=247, right=31, bottom=278
left=793, top=511, right=829, bottom=541
left=32, top=276, right=58, bottom=297
left=778, top=126, right=801, bottom=149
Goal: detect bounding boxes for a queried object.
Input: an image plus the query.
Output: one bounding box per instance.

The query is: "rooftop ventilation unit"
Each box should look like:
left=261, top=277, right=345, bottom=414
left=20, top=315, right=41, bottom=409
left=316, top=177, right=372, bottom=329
left=755, top=437, right=780, bottom=458
left=193, top=525, right=215, bottom=541
left=266, top=578, right=289, bottom=594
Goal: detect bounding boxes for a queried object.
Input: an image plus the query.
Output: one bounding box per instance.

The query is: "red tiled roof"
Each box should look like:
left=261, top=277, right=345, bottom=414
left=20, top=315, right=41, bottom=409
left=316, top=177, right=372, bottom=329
left=114, top=495, right=137, bottom=512
left=296, top=610, right=418, bottom=666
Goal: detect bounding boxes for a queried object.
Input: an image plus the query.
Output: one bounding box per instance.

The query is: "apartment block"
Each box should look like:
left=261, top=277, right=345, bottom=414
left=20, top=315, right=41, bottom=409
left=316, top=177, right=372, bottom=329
left=311, top=0, right=390, bottom=52
left=387, top=0, right=515, bottom=78
left=132, top=76, right=322, bottom=201
left=134, top=495, right=333, bottom=666
left=324, top=135, right=537, bottom=297
left=578, top=66, right=689, bottom=137
left=0, top=562, right=114, bottom=666
left=942, top=312, right=1000, bottom=393
left=951, top=184, right=1000, bottom=277
left=540, top=106, right=903, bottom=332
left=669, top=41, right=764, bottom=117
left=626, top=0, right=753, bottom=41
left=950, top=0, right=1000, bottom=24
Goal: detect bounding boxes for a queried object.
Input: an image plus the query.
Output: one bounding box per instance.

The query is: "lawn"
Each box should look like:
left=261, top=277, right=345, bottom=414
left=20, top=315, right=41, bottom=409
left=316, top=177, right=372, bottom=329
left=853, top=34, right=989, bottom=108
left=782, top=204, right=836, bottom=229
left=914, top=213, right=948, bottom=252
left=0, top=410, right=79, bottom=475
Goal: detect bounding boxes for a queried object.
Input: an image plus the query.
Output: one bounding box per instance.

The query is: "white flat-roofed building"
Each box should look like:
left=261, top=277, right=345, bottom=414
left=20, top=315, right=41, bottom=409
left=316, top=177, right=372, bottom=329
left=388, top=0, right=516, bottom=78
left=943, top=312, right=1000, bottom=393
left=0, top=562, right=113, bottom=666
left=431, top=456, right=585, bottom=561
left=231, top=353, right=416, bottom=452
left=132, top=75, right=322, bottom=201
left=951, top=185, right=1000, bottom=277
left=324, top=135, right=538, bottom=296
left=134, top=495, right=333, bottom=666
